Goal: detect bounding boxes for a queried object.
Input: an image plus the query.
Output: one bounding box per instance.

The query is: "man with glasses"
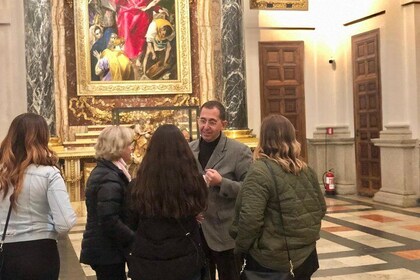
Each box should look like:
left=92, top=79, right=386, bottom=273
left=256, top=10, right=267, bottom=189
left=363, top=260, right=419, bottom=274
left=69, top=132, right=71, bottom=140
left=190, top=100, right=252, bottom=280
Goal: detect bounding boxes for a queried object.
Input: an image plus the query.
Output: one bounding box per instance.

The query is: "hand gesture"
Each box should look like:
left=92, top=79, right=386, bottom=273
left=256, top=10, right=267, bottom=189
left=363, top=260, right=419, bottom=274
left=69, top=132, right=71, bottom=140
left=195, top=213, right=204, bottom=223
left=204, top=169, right=222, bottom=187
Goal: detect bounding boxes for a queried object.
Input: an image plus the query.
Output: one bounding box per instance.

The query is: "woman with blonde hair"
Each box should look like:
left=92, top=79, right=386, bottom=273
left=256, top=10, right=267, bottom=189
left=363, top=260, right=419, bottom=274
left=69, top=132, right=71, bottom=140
left=0, top=113, right=76, bottom=280
left=127, top=124, right=208, bottom=280
left=80, top=125, right=135, bottom=280
left=230, top=115, right=326, bottom=280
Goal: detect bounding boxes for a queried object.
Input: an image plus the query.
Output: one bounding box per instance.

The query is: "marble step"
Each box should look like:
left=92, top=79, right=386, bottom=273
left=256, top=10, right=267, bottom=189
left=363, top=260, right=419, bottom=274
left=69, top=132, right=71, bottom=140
left=86, top=124, right=132, bottom=132
left=63, top=139, right=97, bottom=148
left=75, top=131, right=101, bottom=139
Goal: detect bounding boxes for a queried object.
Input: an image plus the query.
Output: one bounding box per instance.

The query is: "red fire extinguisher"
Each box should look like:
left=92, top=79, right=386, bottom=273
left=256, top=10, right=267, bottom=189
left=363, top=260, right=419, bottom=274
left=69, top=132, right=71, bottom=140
left=323, top=169, right=336, bottom=195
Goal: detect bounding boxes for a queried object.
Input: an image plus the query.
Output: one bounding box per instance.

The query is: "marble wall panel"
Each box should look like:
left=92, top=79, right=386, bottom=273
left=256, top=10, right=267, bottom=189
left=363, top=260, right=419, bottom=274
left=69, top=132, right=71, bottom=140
left=212, top=0, right=223, bottom=102
left=190, top=0, right=201, bottom=104
left=196, top=0, right=223, bottom=102
left=196, top=0, right=214, bottom=101
left=52, top=0, right=69, bottom=141
left=221, top=0, right=247, bottom=129
left=24, top=0, right=56, bottom=134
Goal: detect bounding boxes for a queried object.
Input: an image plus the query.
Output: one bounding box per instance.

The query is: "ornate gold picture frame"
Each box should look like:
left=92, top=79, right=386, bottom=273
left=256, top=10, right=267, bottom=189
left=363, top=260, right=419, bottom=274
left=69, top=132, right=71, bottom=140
left=74, top=0, right=192, bottom=96
left=250, top=0, right=308, bottom=10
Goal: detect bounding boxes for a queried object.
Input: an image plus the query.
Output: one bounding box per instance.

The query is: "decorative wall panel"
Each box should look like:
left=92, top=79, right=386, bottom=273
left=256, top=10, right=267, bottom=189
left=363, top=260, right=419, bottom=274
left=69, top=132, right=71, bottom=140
left=221, top=0, right=247, bottom=129
left=24, top=0, right=56, bottom=134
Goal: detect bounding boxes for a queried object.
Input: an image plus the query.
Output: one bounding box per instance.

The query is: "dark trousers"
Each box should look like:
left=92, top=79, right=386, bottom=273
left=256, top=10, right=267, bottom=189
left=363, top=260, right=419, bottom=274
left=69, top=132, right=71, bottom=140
left=91, top=263, right=127, bottom=280
left=1, top=239, right=60, bottom=280
left=200, top=230, right=242, bottom=280
left=244, top=248, right=319, bottom=280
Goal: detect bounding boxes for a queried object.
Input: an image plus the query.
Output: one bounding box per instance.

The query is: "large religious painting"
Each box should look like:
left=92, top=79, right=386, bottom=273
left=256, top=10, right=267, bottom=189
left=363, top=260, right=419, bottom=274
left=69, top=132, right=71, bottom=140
left=74, top=0, right=192, bottom=95
left=250, top=0, right=308, bottom=10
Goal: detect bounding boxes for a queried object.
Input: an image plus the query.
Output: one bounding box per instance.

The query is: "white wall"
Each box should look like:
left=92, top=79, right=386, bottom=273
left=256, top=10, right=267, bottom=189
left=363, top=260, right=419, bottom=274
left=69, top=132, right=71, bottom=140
left=403, top=3, right=420, bottom=137
left=244, top=0, right=418, bottom=138
left=0, top=0, right=27, bottom=139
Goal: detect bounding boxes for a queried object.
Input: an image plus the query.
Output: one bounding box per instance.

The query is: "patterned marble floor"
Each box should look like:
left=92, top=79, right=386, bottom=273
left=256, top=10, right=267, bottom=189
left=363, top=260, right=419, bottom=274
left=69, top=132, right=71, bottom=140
left=58, top=195, right=420, bottom=279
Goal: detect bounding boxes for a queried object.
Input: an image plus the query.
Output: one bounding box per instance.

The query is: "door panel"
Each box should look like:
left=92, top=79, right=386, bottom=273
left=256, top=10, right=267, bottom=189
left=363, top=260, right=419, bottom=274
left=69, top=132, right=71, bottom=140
left=259, top=42, right=306, bottom=160
left=352, top=29, right=382, bottom=196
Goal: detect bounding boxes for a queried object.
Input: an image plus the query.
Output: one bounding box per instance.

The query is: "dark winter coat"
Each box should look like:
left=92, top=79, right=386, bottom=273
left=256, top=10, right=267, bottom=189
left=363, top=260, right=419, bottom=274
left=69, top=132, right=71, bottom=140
left=80, top=159, right=134, bottom=265
left=127, top=215, right=205, bottom=280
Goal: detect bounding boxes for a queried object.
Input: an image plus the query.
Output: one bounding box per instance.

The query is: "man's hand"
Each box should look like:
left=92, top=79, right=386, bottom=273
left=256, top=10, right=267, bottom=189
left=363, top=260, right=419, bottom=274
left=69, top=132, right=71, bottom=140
left=204, top=169, right=222, bottom=187
left=195, top=213, right=204, bottom=223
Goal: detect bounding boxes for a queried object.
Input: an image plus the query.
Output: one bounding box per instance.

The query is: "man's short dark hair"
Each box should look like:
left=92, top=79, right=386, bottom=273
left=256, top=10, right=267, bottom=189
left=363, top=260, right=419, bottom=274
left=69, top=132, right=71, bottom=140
left=200, top=100, right=226, bottom=121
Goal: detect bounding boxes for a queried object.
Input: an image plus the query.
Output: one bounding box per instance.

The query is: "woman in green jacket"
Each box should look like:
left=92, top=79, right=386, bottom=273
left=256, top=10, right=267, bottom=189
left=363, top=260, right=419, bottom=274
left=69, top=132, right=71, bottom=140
left=230, top=115, right=326, bottom=280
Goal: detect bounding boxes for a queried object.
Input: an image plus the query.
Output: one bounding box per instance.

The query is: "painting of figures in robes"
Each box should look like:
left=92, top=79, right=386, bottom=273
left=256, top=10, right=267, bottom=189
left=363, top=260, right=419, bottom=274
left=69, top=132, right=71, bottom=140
left=74, top=0, right=192, bottom=95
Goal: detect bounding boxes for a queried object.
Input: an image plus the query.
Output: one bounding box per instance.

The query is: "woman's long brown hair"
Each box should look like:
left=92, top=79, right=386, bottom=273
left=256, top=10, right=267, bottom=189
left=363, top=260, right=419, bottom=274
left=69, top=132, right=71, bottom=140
left=130, top=124, right=208, bottom=218
left=0, top=113, right=58, bottom=207
left=254, top=114, right=307, bottom=174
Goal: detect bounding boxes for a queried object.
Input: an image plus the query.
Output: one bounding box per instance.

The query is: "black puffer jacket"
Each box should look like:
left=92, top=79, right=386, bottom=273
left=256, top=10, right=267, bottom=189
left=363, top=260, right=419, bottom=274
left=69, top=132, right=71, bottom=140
left=127, top=216, right=205, bottom=280
left=80, top=159, right=134, bottom=265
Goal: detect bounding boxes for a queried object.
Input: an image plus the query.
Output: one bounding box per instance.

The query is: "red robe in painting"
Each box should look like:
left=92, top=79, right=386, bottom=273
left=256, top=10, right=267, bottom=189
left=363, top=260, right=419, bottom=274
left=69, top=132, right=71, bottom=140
left=115, top=0, right=155, bottom=59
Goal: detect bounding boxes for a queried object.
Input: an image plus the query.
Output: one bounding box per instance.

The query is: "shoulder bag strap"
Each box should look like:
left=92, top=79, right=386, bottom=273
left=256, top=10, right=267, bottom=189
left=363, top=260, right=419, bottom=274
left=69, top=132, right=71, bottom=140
left=263, top=160, right=295, bottom=277
left=0, top=202, right=13, bottom=252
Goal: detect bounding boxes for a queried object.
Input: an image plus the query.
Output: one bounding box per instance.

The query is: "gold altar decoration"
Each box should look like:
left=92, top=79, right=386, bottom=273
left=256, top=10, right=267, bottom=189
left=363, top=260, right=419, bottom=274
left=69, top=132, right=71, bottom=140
left=250, top=0, right=308, bottom=10
left=118, top=109, right=184, bottom=124
left=223, top=129, right=258, bottom=149
left=128, top=123, right=153, bottom=178
left=73, top=0, right=192, bottom=95
left=223, top=129, right=254, bottom=139
left=112, top=105, right=199, bottom=178
left=51, top=145, right=95, bottom=202
left=69, top=95, right=199, bottom=123
left=164, top=95, right=199, bottom=107
left=83, top=162, right=97, bottom=189
left=48, top=136, right=62, bottom=147
left=69, top=96, right=115, bottom=123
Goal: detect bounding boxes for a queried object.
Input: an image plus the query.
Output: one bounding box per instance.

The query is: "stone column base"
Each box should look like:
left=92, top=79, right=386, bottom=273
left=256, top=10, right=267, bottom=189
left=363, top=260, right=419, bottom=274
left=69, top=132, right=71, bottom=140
left=371, top=124, right=419, bottom=207
left=308, top=125, right=356, bottom=195
left=373, top=191, right=418, bottom=207
left=335, top=183, right=357, bottom=195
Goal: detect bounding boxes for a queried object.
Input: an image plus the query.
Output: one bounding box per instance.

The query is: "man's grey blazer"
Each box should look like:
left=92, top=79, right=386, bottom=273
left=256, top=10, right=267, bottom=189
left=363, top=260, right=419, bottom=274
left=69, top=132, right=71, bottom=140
left=189, top=132, right=252, bottom=252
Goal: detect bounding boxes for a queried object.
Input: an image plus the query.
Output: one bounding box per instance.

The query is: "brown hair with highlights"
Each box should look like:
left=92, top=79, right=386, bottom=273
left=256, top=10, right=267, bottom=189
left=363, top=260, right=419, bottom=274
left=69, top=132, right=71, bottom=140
left=0, top=113, right=58, bottom=206
left=254, top=114, right=307, bottom=174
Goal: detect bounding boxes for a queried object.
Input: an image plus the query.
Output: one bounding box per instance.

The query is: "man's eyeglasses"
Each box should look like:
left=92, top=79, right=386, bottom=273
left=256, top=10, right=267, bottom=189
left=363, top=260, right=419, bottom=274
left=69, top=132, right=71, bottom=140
left=198, top=118, right=219, bottom=127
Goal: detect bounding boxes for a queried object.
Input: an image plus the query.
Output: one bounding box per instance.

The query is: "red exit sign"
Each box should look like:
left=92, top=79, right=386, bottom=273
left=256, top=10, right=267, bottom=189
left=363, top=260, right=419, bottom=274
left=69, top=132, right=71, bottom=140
left=326, top=127, right=334, bottom=135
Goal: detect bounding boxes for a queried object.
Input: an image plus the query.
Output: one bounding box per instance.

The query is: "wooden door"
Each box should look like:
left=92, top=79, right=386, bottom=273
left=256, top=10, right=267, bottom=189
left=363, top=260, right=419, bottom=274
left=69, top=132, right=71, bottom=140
left=259, top=41, right=307, bottom=160
left=352, top=29, right=382, bottom=196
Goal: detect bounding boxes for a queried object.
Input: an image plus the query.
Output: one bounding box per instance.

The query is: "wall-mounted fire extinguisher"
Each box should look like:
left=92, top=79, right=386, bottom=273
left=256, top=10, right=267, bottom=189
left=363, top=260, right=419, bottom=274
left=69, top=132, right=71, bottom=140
left=323, top=169, right=336, bottom=195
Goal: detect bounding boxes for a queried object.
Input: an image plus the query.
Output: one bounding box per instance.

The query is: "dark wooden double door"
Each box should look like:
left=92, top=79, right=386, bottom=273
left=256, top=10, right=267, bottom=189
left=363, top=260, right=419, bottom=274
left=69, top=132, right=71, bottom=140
left=259, top=33, right=382, bottom=196
left=352, top=29, right=382, bottom=196
left=259, top=41, right=307, bottom=160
